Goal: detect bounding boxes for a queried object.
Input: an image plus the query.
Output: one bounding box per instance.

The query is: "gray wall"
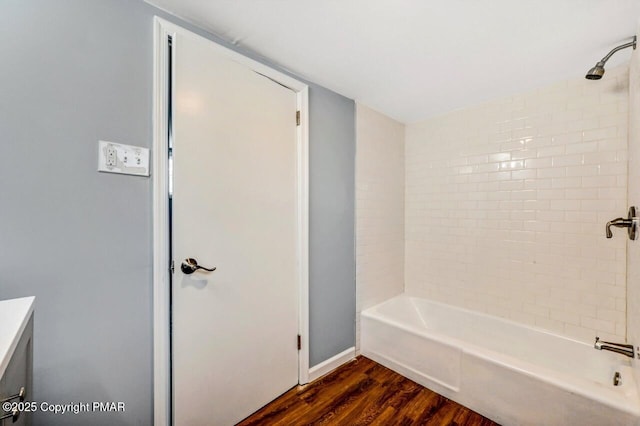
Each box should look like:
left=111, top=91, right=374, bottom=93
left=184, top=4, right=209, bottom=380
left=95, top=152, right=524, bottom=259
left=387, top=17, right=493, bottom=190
left=308, top=91, right=356, bottom=366
left=0, top=1, right=355, bottom=424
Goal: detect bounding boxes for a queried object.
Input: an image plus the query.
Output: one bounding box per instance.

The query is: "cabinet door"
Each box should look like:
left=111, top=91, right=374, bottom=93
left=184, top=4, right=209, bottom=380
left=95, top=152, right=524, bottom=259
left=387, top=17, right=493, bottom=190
left=1, top=315, right=33, bottom=426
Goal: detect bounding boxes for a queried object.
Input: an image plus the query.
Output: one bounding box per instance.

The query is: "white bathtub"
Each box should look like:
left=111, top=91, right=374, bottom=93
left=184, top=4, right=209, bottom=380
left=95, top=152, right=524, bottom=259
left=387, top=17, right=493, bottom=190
left=361, top=294, right=640, bottom=425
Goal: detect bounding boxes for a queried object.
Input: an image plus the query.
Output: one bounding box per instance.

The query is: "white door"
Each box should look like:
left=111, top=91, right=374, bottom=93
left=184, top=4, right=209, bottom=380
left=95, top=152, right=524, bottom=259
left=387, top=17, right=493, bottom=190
left=171, top=29, right=299, bottom=426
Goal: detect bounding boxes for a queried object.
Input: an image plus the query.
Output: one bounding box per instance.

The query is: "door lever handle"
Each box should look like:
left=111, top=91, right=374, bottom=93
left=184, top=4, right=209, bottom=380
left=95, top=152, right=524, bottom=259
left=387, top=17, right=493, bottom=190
left=181, top=258, right=217, bottom=274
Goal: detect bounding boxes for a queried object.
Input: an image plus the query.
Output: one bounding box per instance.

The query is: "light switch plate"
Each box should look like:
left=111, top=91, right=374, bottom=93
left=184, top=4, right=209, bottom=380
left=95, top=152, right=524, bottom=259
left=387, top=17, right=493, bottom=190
left=98, top=140, right=150, bottom=176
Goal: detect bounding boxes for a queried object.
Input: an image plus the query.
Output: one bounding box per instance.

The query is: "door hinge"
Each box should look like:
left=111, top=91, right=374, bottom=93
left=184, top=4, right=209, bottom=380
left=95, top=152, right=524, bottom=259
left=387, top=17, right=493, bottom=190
left=297, top=334, right=301, bottom=350
left=296, top=110, right=300, bottom=126
left=170, top=260, right=175, bottom=274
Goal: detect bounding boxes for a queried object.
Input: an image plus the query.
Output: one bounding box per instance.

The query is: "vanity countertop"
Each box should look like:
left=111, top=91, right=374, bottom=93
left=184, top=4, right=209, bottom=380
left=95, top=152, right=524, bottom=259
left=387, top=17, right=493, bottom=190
left=0, top=297, right=35, bottom=378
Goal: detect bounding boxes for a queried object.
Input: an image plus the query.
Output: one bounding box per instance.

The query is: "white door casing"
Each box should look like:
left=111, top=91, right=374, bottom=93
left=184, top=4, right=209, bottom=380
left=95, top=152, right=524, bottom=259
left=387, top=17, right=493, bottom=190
left=152, top=18, right=309, bottom=426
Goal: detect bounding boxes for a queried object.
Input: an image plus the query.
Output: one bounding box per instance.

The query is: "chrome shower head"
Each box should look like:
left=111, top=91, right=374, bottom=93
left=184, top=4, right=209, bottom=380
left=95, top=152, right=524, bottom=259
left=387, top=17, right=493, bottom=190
left=586, top=36, right=637, bottom=80
left=585, top=62, right=605, bottom=80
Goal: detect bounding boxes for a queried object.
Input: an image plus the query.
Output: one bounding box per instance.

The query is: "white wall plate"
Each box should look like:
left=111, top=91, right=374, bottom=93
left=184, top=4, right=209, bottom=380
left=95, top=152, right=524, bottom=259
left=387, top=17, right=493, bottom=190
left=98, top=140, right=150, bottom=176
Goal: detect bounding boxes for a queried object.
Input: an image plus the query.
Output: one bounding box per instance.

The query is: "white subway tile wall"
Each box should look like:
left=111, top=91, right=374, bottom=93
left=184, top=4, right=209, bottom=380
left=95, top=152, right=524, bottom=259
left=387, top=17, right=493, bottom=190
left=405, top=66, right=629, bottom=343
left=355, top=104, right=405, bottom=354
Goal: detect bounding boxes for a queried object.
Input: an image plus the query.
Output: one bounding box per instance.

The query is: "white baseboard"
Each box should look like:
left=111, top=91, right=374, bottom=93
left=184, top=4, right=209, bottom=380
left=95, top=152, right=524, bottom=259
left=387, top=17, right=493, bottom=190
left=308, top=346, right=356, bottom=382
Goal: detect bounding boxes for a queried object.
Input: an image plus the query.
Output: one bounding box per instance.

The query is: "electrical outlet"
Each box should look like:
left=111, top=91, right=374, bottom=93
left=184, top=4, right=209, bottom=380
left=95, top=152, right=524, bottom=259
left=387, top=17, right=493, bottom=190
left=98, top=140, right=150, bottom=176
left=106, top=145, right=117, bottom=167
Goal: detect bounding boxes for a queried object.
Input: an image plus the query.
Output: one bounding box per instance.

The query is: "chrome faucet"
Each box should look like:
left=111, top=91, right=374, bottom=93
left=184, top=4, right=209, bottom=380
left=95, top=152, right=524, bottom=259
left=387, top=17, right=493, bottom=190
left=594, top=337, right=636, bottom=358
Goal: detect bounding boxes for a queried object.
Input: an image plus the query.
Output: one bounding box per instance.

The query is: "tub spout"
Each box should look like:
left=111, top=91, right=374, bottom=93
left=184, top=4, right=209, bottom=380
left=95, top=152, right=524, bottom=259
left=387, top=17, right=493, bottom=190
left=594, top=337, right=636, bottom=358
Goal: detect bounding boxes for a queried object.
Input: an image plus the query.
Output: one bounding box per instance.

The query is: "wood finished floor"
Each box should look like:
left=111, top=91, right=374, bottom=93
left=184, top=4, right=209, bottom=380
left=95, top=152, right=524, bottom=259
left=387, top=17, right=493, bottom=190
left=238, top=356, right=499, bottom=426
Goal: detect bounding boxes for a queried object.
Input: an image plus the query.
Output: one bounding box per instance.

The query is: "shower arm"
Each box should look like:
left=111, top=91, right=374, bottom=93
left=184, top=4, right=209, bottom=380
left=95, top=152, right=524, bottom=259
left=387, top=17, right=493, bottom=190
left=597, top=36, right=637, bottom=65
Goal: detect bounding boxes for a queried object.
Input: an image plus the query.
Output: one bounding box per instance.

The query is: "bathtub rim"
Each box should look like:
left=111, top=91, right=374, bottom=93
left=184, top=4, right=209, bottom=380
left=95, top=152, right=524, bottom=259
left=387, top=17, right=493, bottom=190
left=361, top=294, right=640, bottom=417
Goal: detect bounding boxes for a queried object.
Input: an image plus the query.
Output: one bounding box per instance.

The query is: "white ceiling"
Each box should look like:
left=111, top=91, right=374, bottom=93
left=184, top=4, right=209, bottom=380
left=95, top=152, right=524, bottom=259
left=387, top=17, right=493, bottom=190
left=147, top=0, right=640, bottom=123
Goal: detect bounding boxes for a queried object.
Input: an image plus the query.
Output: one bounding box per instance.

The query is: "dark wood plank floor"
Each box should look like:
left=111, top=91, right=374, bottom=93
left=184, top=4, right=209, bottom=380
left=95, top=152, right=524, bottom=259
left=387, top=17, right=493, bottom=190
left=238, top=356, right=499, bottom=426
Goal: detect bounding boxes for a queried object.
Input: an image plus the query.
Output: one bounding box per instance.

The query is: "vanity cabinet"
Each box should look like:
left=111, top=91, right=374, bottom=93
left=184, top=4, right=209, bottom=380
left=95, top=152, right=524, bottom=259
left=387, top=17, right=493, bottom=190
left=0, top=298, right=34, bottom=426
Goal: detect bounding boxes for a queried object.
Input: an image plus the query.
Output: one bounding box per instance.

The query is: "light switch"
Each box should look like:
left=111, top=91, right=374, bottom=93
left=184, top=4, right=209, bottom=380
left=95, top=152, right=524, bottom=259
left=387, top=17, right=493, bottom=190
left=98, top=140, right=150, bottom=177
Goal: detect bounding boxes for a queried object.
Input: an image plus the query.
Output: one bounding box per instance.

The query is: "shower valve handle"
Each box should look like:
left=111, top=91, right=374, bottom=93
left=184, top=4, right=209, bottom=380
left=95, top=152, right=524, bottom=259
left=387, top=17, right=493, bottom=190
left=606, top=207, right=638, bottom=240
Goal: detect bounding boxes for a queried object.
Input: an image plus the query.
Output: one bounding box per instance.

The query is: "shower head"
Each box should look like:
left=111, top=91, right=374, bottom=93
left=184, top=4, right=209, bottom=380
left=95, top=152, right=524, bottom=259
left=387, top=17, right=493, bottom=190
left=585, top=36, right=637, bottom=80
left=585, top=62, right=606, bottom=80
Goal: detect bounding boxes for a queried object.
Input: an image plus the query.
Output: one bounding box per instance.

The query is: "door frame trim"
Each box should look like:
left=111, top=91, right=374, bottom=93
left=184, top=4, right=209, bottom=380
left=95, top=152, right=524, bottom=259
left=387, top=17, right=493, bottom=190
left=152, top=17, right=310, bottom=426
